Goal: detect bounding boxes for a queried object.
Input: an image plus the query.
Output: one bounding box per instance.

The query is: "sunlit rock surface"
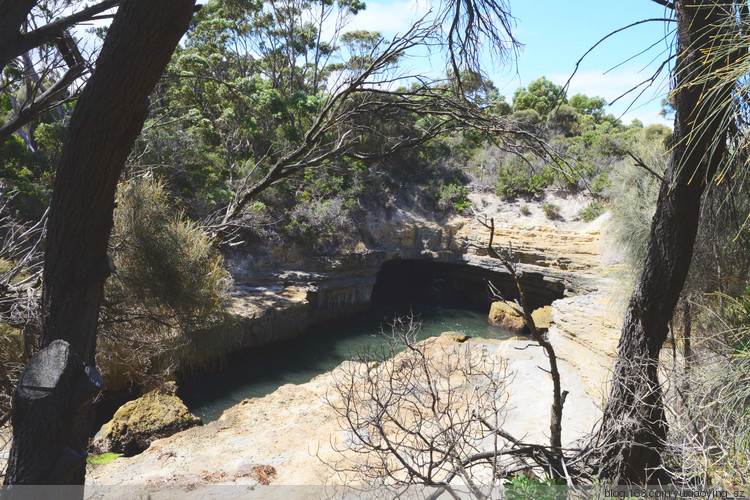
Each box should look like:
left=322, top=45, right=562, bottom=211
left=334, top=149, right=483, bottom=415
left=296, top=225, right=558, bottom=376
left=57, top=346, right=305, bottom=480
left=87, top=334, right=600, bottom=487
left=90, top=382, right=202, bottom=457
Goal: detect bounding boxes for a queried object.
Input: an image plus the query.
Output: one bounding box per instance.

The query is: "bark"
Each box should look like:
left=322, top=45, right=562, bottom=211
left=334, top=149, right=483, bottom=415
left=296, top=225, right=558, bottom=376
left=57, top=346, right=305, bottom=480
left=0, top=0, right=37, bottom=40
left=595, top=0, right=738, bottom=483
left=0, top=0, right=120, bottom=71
left=6, top=0, right=196, bottom=485
left=482, top=217, right=567, bottom=470
left=4, top=340, right=104, bottom=485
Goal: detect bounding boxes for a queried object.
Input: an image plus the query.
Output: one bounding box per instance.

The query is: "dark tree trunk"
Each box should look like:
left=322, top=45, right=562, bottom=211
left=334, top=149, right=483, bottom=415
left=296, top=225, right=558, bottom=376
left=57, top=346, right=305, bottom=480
left=5, top=0, right=196, bottom=485
left=4, top=340, right=104, bottom=485
left=596, top=0, right=738, bottom=483
left=0, top=0, right=37, bottom=73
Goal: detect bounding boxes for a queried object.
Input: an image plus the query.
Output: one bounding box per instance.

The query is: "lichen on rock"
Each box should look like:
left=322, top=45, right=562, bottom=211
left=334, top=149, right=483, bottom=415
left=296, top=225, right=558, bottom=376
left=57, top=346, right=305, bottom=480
left=531, top=305, right=553, bottom=330
left=91, top=381, right=202, bottom=457
left=488, top=301, right=526, bottom=333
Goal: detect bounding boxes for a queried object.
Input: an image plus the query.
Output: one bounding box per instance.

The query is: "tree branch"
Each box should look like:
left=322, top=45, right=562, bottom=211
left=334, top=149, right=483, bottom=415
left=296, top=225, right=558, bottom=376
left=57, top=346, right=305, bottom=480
left=0, top=0, right=121, bottom=70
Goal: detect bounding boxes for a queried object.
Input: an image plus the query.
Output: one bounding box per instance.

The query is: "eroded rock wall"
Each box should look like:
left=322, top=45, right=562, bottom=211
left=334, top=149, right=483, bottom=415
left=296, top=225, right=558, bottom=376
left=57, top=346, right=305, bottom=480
left=216, top=211, right=612, bottom=359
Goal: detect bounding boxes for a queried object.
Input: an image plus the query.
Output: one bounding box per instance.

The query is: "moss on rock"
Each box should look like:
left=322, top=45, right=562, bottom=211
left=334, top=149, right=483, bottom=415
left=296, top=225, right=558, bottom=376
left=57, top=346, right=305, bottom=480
left=488, top=301, right=526, bottom=333
left=91, top=382, right=202, bottom=456
left=531, top=305, right=553, bottom=330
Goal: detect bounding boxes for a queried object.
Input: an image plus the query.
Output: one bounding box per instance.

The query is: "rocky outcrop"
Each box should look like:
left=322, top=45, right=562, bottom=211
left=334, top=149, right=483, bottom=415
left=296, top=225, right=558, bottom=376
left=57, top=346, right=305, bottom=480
left=91, top=382, right=202, bottom=457
left=546, top=291, right=623, bottom=404
left=83, top=195, right=625, bottom=490
left=87, top=334, right=600, bottom=487
left=532, top=305, right=553, bottom=330
left=210, top=209, right=610, bottom=361
left=488, top=301, right=525, bottom=332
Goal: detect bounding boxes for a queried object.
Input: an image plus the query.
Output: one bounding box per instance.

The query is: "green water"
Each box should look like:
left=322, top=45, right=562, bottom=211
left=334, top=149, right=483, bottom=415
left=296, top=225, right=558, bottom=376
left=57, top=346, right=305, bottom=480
left=178, top=305, right=514, bottom=422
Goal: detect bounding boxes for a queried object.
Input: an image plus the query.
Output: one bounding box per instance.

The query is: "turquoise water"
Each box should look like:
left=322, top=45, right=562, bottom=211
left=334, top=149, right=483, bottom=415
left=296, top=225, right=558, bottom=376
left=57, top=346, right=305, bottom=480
left=178, top=305, right=514, bottom=422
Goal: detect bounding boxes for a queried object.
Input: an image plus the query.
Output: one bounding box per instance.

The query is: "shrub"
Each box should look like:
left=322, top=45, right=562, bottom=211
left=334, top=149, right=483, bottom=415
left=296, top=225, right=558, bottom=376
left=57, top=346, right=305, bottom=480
left=578, top=200, right=605, bottom=222
left=520, top=204, right=531, bottom=216
left=495, top=165, right=553, bottom=200
left=668, top=293, right=750, bottom=485
left=504, top=474, right=566, bottom=500
left=284, top=196, right=356, bottom=245
left=435, top=182, right=470, bottom=213
left=100, top=176, right=230, bottom=389
left=541, top=202, right=560, bottom=220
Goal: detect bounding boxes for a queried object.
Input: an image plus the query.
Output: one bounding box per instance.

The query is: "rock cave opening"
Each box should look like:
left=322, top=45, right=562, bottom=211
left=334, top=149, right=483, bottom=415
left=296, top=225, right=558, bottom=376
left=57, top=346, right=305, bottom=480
left=371, top=259, right=565, bottom=313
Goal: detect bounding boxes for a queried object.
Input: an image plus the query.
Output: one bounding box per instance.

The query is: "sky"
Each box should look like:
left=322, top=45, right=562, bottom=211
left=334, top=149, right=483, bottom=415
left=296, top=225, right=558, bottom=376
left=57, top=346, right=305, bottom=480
left=344, top=0, right=676, bottom=126
left=70, top=1, right=675, bottom=126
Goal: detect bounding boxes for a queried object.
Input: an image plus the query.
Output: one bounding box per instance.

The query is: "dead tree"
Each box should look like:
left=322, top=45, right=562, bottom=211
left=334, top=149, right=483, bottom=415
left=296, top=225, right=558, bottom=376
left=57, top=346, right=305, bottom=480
left=326, top=316, right=568, bottom=498
left=478, top=215, right=568, bottom=475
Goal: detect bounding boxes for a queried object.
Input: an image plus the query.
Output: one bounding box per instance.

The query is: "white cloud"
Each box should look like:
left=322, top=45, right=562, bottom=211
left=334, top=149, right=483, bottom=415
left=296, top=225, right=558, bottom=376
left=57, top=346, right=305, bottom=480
left=547, top=67, right=672, bottom=126
left=342, top=0, right=432, bottom=36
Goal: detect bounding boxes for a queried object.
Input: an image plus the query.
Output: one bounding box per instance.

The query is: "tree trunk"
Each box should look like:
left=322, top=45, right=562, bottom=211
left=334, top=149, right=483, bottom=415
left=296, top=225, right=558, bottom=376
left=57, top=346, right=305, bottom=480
left=4, top=340, right=104, bottom=485
left=6, top=0, right=196, bottom=485
left=596, top=0, right=738, bottom=483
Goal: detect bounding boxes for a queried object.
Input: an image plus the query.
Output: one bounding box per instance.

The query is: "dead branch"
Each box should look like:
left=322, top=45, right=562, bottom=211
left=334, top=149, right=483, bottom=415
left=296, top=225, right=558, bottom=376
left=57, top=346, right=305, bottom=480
left=478, top=215, right=568, bottom=473
left=627, top=151, right=665, bottom=183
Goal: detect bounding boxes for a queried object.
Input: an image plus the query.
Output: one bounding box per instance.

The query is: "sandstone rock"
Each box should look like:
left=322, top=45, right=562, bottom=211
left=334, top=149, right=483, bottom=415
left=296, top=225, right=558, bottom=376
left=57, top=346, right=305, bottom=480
left=547, top=291, right=622, bottom=404
left=439, top=331, right=471, bottom=342
left=86, top=335, right=601, bottom=488
left=91, top=382, right=202, bottom=457
left=531, top=305, right=553, bottom=330
left=488, top=301, right=526, bottom=333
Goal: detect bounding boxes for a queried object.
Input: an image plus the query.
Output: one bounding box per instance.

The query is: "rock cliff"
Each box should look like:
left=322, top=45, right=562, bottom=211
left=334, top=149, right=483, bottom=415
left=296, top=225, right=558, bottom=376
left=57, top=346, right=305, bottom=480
left=210, top=196, right=614, bottom=361
left=86, top=195, right=628, bottom=489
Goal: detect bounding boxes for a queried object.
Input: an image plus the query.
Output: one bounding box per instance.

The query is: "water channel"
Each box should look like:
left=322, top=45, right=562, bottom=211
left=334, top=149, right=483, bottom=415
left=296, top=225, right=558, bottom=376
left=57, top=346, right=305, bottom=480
left=177, top=259, right=563, bottom=422
left=178, top=304, right=515, bottom=422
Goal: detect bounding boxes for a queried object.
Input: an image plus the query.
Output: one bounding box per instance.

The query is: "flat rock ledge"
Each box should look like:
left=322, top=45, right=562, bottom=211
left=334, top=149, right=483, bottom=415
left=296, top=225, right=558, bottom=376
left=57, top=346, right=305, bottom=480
left=87, top=334, right=600, bottom=488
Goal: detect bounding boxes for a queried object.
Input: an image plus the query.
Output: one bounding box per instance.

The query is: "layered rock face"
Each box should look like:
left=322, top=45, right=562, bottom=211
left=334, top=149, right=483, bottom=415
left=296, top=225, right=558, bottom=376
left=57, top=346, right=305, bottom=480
left=210, top=206, right=612, bottom=362
left=80, top=193, right=627, bottom=491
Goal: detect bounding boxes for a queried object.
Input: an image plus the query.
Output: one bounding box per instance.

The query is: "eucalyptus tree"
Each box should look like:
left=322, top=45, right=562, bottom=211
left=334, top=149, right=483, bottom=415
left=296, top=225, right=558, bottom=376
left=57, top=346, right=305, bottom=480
left=511, top=76, right=567, bottom=118
left=2, top=0, right=197, bottom=485
left=592, top=0, right=750, bottom=483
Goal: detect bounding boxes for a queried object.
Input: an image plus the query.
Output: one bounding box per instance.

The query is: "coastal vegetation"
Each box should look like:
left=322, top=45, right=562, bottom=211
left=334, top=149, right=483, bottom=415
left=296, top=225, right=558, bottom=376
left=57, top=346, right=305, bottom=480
left=0, top=0, right=748, bottom=491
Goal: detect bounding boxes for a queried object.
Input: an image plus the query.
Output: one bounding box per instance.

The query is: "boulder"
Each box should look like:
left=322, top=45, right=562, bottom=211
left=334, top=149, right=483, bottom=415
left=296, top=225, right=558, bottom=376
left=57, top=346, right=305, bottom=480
left=488, top=301, right=526, bottom=333
left=531, top=305, right=553, bottom=330
left=439, top=331, right=471, bottom=343
left=91, top=382, right=202, bottom=457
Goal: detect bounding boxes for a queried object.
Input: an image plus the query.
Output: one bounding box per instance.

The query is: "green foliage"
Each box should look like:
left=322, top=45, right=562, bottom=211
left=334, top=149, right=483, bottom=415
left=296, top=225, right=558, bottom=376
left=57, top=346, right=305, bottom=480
left=578, top=200, right=605, bottom=222
left=541, top=201, right=560, bottom=220
left=86, top=453, right=123, bottom=465
left=494, top=156, right=555, bottom=200
left=519, top=204, right=530, bottom=216
left=0, top=321, right=25, bottom=412
left=504, top=474, right=566, bottom=500
left=569, top=93, right=606, bottom=118
left=512, top=77, right=567, bottom=118
left=0, top=136, right=52, bottom=220
left=643, top=124, right=672, bottom=147
left=100, top=177, right=230, bottom=389
left=510, top=108, right=542, bottom=127
left=590, top=172, right=611, bottom=196
left=546, top=104, right=578, bottom=136
left=435, top=182, right=470, bottom=213
left=675, top=292, right=750, bottom=485
left=607, top=133, right=667, bottom=271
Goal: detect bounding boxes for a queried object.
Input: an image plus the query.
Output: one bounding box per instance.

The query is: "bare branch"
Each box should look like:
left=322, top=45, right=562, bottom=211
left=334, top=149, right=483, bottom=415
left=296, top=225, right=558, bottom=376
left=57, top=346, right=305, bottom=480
left=0, top=0, right=121, bottom=70
left=627, top=151, right=665, bottom=183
